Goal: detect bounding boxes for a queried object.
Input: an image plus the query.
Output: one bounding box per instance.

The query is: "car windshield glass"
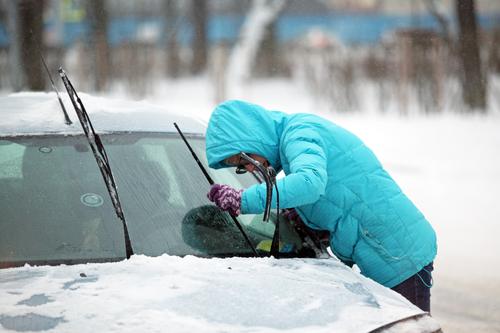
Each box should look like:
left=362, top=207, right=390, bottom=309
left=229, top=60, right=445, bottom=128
left=0, top=133, right=309, bottom=268
left=0, top=135, right=125, bottom=267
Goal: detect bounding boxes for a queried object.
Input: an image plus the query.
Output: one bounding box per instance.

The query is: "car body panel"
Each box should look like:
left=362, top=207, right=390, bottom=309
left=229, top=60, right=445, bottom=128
left=0, top=255, right=432, bottom=333
left=0, top=93, right=440, bottom=332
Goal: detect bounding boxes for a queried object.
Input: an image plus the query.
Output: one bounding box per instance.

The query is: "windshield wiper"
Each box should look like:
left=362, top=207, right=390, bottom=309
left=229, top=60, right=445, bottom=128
left=236, top=154, right=326, bottom=259
left=40, top=55, right=72, bottom=125
left=174, top=122, right=259, bottom=257
left=238, top=153, right=280, bottom=258
left=239, top=153, right=276, bottom=222
left=58, top=68, right=133, bottom=259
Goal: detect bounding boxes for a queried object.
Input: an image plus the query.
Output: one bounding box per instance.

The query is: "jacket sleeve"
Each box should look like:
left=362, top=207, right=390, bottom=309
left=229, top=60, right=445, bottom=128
left=241, top=125, right=328, bottom=214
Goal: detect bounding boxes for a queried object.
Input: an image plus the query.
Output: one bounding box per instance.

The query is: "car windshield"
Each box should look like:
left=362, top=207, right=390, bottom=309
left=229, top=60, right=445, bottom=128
left=0, top=132, right=308, bottom=268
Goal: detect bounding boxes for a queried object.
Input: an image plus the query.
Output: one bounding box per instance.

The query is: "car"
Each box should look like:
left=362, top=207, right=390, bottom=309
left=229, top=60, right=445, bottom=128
left=0, top=86, right=441, bottom=332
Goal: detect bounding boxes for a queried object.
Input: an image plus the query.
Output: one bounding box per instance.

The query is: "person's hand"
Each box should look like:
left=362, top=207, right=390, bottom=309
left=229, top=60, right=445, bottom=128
left=283, top=208, right=330, bottom=246
left=283, top=208, right=307, bottom=232
left=207, top=184, right=243, bottom=217
left=282, top=208, right=301, bottom=223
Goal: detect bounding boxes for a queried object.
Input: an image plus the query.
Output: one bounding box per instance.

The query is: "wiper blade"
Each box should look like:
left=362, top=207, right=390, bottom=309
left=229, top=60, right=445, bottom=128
left=58, top=68, right=133, bottom=259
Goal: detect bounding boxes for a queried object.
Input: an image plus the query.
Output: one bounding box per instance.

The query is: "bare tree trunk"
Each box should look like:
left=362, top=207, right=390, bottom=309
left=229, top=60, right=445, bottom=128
left=489, top=28, right=500, bottom=73
left=255, top=21, right=282, bottom=77
left=456, top=0, right=487, bottom=111
left=211, top=41, right=229, bottom=104
left=424, top=0, right=452, bottom=48
left=164, top=0, right=181, bottom=78
left=88, top=0, right=110, bottom=92
left=7, top=1, right=23, bottom=91
left=190, top=0, right=208, bottom=75
left=18, top=0, right=45, bottom=91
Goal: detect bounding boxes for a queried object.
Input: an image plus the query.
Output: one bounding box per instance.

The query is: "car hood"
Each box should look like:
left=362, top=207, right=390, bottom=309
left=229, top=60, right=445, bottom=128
left=0, top=255, right=427, bottom=333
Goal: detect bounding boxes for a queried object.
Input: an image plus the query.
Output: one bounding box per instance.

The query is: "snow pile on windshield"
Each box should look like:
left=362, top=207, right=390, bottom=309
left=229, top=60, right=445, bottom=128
left=0, top=255, right=430, bottom=333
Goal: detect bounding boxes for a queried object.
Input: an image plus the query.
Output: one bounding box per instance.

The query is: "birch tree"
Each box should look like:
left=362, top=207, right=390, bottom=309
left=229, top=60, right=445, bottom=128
left=225, top=0, right=285, bottom=99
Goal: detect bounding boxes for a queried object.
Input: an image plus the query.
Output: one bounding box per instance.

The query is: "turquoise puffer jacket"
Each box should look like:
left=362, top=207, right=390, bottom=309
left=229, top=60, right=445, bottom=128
left=205, top=100, right=437, bottom=288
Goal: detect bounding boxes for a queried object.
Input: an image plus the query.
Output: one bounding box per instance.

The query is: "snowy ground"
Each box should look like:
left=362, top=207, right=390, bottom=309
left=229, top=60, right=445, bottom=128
left=2, top=77, right=499, bottom=332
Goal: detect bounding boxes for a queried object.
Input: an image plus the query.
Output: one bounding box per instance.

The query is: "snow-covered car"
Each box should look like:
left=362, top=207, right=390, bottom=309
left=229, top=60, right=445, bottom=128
left=0, top=91, right=441, bottom=332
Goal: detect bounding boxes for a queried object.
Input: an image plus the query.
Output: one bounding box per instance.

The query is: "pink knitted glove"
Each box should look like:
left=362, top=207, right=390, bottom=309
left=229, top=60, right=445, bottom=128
left=207, top=184, right=243, bottom=216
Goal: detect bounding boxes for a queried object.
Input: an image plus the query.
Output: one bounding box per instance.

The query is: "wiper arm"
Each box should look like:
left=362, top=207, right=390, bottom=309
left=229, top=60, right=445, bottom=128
left=239, top=153, right=275, bottom=222
left=239, top=153, right=280, bottom=258
left=40, top=55, right=72, bottom=125
left=237, top=155, right=326, bottom=259
left=58, top=68, right=133, bottom=259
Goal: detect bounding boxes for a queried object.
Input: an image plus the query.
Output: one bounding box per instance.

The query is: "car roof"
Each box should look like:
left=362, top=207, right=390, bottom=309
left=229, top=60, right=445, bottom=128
left=0, top=92, right=207, bottom=136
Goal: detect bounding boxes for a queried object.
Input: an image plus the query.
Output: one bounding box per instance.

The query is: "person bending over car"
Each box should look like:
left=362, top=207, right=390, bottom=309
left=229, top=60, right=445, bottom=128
left=204, top=100, right=437, bottom=313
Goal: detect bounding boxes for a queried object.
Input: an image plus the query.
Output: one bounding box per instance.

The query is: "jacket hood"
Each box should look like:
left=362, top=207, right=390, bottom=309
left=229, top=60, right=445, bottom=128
left=205, top=100, right=286, bottom=169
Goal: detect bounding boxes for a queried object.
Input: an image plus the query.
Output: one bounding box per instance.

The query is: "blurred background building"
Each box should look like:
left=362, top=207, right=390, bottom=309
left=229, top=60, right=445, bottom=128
left=0, top=0, right=499, bottom=113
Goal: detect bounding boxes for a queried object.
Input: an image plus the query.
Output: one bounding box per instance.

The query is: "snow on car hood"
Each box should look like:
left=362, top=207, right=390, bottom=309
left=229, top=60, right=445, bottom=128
left=0, top=255, right=424, bottom=333
left=0, top=92, right=206, bottom=136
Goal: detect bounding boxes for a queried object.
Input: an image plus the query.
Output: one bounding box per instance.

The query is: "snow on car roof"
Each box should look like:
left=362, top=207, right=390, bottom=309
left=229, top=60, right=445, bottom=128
left=0, top=92, right=207, bottom=136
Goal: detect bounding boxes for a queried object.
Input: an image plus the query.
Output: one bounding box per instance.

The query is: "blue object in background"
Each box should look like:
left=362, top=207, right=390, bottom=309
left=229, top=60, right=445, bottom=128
left=0, top=13, right=499, bottom=48
left=0, top=24, right=8, bottom=47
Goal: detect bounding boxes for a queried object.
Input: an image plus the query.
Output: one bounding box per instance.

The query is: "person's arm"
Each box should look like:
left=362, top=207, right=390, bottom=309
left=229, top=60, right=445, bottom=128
left=241, top=125, right=328, bottom=214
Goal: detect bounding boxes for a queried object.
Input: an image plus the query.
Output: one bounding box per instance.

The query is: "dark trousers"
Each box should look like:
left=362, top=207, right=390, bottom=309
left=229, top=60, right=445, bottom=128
left=391, top=262, right=434, bottom=313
